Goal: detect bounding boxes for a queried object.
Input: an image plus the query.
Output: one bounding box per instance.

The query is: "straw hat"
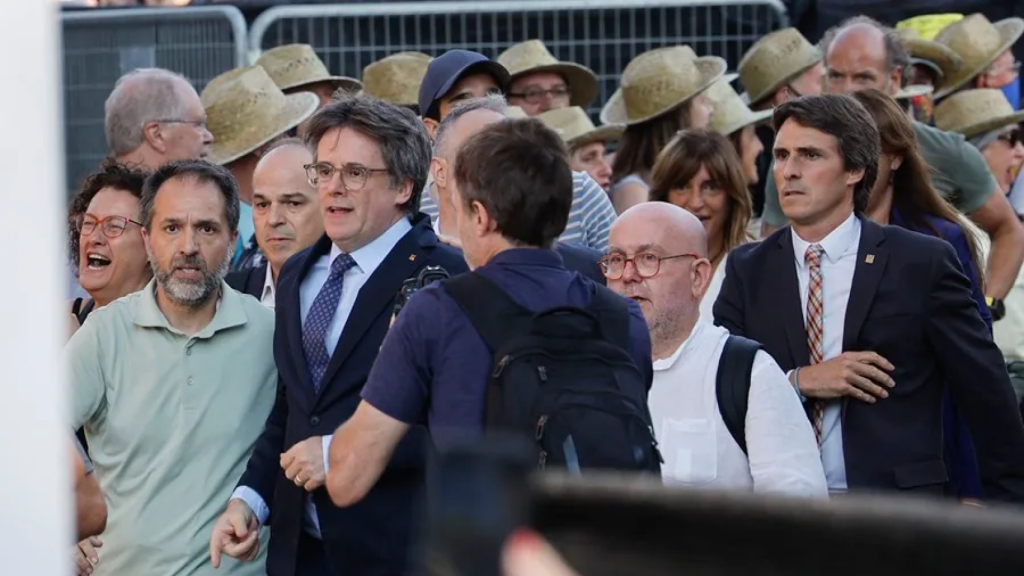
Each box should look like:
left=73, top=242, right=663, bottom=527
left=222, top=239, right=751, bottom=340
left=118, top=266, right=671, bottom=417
left=202, top=66, right=319, bottom=166
left=933, top=14, right=1024, bottom=100
left=934, top=88, right=1024, bottom=138
left=893, top=84, right=934, bottom=100
left=537, top=106, right=624, bottom=149
left=498, top=40, right=599, bottom=109
left=704, top=78, right=773, bottom=137
left=599, top=46, right=726, bottom=126
left=649, top=44, right=739, bottom=83
left=362, top=51, right=432, bottom=107
left=895, top=27, right=964, bottom=82
left=256, top=44, right=362, bottom=94
left=738, top=28, right=821, bottom=106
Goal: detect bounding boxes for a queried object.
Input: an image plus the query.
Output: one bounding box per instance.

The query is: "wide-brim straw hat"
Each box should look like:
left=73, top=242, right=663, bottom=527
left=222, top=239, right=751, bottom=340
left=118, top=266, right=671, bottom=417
left=599, top=46, right=726, bottom=126
left=896, top=27, right=964, bottom=82
left=648, top=44, right=740, bottom=85
left=498, top=39, right=599, bottom=109
left=738, top=27, right=821, bottom=106
left=894, top=84, right=934, bottom=100
left=934, top=88, right=1024, bottom=138
left=537, top=106, right=624, bottom=149
left=201, top=66, right=319, bottom=166
left=705, top=78, right=773, bottom=136
left=362, top=51, right=432, bottom=107
left=256, top=44, right=362, bottom=94
left=933, top=14, right=1024, bottom=100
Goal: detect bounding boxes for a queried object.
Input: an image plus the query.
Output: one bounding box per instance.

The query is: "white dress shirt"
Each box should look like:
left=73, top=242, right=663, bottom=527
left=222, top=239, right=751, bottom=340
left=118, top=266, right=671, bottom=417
left=231, top=217, right=413, bottom=538
left=790, top=212, right=861, bottom=493
left=651, top=319, right=828, bottom=497
left=260, top=265, right=276, bottom=309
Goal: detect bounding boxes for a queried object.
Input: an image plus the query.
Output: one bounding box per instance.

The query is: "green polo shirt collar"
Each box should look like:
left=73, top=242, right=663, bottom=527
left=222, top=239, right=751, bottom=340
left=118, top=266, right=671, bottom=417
left=131, top=278, right=248, bottom=337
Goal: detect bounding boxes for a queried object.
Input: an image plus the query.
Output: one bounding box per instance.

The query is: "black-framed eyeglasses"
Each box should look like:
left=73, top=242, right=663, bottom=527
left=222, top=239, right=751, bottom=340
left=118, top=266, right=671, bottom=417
left=507, top=85, right=572, bottom=104
left=599, top=252, right=700, bottom=280
left=74, top=214, right=142, bottom=239
left=998, top=128, right=1021, bottom=147
left=304, top=162, right=390, bottom=190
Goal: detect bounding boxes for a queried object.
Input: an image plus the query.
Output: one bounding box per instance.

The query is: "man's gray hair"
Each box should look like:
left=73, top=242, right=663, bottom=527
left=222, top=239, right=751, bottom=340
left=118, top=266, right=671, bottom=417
left=303, top=92, right=432, bottom=216
left=819, top=15, right=911, bottom=74
left=104, top=68, right=192, bottom=156
left=433, top=94, right=510, bottom=158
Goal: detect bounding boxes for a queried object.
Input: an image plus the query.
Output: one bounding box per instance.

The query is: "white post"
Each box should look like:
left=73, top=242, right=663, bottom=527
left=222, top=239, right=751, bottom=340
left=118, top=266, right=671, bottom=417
left=0, top=1, right=70, bottom=573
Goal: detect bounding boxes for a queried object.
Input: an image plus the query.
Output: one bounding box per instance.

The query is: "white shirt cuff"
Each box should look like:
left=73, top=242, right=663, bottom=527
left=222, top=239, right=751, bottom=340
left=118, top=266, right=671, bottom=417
left=322, top=435, right=333, bottom=474
left=230, top=486, right=270, bottom=527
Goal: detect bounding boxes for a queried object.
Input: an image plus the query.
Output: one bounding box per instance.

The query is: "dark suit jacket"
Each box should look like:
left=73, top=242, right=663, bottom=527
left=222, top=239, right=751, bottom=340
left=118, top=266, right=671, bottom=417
left=226, top=263, right=268, bottom=299
left=236, top=215, right=468, bottom=576
left=713, top=217, right=1024, bottom=501
left=555, top=242, right=606, bottom=285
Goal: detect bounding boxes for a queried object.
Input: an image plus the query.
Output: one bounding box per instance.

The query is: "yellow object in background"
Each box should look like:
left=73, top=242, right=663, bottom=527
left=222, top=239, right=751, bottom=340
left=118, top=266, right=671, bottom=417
left=897, top=14, right=966, bottom=41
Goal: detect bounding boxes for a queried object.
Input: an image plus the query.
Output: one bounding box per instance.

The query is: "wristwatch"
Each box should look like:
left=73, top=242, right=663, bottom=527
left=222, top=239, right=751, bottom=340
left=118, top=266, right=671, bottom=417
left=986, top=296, right=1006, bottom=321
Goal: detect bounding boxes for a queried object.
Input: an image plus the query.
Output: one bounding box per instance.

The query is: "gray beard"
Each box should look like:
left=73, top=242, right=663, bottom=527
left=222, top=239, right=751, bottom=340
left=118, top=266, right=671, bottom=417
left=149, top=251, right=230, bottom=309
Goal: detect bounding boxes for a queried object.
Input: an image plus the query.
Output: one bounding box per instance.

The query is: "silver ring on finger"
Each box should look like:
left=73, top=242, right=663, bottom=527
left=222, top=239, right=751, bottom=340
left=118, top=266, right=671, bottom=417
left=295, top=476, right=304, bottom=486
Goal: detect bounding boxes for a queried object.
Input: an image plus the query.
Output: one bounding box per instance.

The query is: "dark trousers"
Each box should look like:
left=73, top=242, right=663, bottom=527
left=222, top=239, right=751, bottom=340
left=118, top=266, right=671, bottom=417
left=296, top=531, right=332, bottom=576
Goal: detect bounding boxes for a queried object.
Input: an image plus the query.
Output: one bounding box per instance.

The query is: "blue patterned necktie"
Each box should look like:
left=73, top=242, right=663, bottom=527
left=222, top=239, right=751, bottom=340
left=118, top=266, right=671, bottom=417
left=302, top=253, right=357, bottom=391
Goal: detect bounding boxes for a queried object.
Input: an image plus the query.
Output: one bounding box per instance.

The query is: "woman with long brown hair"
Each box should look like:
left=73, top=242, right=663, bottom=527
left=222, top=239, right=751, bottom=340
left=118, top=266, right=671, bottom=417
left=850, top=88, right=988, bottom=502
left=603, top=46, right=726, bottom=213
left=649, top=129, right=753, bottom=319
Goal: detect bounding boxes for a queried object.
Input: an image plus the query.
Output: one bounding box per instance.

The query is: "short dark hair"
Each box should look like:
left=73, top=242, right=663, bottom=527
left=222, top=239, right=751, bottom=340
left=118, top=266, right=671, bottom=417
left=67, top=160, right=150, bottom=271
left=140, top=159, right=240, bottom=233
left=453, top=118, right=573, bottom=249
left=303, top=92, right=431, bottom=216
left=772, top=94, right=879, bottom=213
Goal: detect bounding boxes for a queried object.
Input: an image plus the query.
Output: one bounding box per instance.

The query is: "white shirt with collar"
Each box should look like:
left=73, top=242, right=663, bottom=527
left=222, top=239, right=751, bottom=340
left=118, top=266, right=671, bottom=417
left=231, top=217, right=414, bottom=538
left=260, top=264, right=276, bottom=309
left=651, top=318, right=828, bottom=497
left=789, top=212, right=861, bottom=493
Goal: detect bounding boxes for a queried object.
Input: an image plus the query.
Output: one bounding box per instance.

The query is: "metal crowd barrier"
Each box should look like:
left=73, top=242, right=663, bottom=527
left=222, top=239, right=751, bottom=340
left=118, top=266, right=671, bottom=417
left=249, top=0, right=790, bottom=118
left=61, top=6, right=247, bottom=195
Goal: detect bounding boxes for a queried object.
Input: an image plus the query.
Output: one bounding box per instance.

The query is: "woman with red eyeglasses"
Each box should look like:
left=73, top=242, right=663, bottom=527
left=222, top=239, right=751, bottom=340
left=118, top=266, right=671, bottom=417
left=67, top=161, right=152, bottom=335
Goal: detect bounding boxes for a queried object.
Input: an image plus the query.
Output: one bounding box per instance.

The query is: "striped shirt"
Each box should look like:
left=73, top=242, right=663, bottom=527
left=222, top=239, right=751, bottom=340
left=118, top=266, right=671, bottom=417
left=419, top=171, right=615, bottom=252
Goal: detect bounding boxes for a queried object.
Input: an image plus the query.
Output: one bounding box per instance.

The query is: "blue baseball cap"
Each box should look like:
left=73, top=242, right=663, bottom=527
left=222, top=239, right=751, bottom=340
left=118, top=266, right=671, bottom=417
left=418, top=50, right=511, bottom=120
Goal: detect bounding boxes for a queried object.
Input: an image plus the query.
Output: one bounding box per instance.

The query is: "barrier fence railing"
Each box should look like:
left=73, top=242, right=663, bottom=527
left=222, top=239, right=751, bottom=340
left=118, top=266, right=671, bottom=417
left=248, top=0, right=789, bottom=118
left=61, top=6, right=247, bottom=195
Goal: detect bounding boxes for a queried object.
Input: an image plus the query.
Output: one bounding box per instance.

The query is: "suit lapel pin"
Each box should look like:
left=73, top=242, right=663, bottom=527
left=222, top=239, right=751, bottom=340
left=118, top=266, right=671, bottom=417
left=408, top=254, right=417, bottom=262
left=865, top=254, right=875, bottom=264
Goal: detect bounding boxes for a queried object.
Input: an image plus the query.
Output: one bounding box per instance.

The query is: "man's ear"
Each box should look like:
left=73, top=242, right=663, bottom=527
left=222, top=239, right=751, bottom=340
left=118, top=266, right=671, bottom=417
left=845, top=167, right=866, bottom=188
left=141, top=121, right=167, bottom=153
left=422, top=117, right=439, bottom=139
left=430, top=157, right=447, bottom=191
left=471, top=199, right=492, bottom=238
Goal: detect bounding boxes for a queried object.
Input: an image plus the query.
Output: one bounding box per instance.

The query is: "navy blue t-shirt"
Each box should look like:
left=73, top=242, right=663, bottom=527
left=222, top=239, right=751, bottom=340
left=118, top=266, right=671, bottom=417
left=361, top=248, right=652, bottom=445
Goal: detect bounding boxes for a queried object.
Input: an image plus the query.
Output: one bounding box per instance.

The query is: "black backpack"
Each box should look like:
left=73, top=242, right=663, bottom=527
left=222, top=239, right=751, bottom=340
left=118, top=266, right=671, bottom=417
left=715, top=335, right=763, bottom=455
left=443, top=272, right=662, bottom=475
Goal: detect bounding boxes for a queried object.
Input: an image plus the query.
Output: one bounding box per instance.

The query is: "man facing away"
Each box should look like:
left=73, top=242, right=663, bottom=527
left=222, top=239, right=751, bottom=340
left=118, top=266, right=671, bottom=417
left=714, top=93, right=1024, bottom=501
left=67, top=160, right=277, bottom=576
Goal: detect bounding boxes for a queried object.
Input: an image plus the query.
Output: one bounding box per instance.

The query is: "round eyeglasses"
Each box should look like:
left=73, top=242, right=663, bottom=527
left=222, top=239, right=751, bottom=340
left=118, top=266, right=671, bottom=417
left=304, top=162, right=389, bottom=190
left=599, top=252, right=699, bottom=280
left=74, top=214, right=142, bottom=239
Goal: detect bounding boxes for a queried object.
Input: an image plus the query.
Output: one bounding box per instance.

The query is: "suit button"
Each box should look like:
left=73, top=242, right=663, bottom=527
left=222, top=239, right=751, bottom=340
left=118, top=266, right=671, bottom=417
left=309, top=416, right=320, bottom=426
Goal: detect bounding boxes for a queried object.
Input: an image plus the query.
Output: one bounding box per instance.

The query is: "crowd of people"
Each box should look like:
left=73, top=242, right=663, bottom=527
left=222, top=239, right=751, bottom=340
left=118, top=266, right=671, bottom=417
left=66, top=9, right=1024, bottom=576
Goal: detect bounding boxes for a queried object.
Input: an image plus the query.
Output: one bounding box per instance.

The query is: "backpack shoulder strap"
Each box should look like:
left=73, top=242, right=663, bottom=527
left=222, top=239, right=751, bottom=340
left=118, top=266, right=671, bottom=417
left=441, top=272, right=533, bottom=352
left=715, top=334, right=762, bottom=455
left=583, top=285, right=632, bottom=352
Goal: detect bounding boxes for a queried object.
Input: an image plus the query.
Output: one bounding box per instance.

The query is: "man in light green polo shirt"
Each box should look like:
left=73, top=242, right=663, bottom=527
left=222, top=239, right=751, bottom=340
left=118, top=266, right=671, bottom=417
left=67, top=160, right=277, bottom=576
left=758, top=16, right=1024, bottom=308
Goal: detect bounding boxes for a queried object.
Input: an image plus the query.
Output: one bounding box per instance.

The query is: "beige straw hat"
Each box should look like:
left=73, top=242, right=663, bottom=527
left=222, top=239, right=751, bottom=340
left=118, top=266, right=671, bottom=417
left=256, top=44, right=362, bottom=94
left=704, top=78, right=773, bottom=137
left=649, top=44, right=739, bottom=83
left=537, top=106, right=624, bottom=149
left=933, top=14, right=1024, bottom=99
left=201, top=66, right=319, bottom=166
left=934, top=88, right=1024, bottom=138
left=599, top=46, right=726, bottom=126
left=362, top=51, right=432, bottom=107
left=738, top=28, right=821, bottom=106
left=895, top=27, right=964, bottom=82
left=498, top=40, right=600, bottom=109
